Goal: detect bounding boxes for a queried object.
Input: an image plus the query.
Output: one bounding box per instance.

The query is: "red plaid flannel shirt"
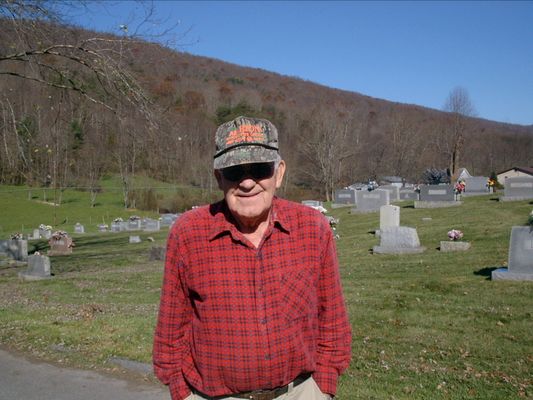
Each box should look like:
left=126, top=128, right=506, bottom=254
left=153, top=197, right=351, bottom=399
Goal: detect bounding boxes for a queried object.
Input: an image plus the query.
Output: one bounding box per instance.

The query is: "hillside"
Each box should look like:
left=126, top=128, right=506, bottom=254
left=1, top=16, right=532, bottom=201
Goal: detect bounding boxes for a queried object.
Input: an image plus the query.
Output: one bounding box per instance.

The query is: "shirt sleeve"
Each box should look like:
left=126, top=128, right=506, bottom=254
left=313, top=221, right=352, bottom=395
left=153, top=228, right=193, bottom=400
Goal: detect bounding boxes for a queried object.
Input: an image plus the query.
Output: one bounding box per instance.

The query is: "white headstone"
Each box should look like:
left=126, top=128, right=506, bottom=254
left=380, top=205, right=400, bottom=230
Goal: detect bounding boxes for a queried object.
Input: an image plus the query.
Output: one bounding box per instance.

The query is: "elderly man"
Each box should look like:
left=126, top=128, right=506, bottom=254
left=153, top=116, right=351, bottom=400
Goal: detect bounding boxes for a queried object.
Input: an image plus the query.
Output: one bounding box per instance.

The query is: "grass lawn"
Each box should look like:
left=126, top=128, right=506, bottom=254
left=0, top=186, right=532, bottom=399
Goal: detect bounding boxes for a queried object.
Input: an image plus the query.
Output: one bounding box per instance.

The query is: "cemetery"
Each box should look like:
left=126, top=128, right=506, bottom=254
left=0, top=183, right=532, bottom=399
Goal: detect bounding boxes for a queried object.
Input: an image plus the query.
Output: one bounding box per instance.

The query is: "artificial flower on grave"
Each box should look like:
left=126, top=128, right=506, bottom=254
left=51, top=230, right=69, bottom=241
left=39, top=224, right=53, bottom=231
left=10, top=232, right=23, bottom=240
left=528, top=210, right=533, bottom=227
left=113, top=217, right=123, bottom=223
left=447, top=229, right=464, bottom=241
left=129, top=215, right=141, bottom=221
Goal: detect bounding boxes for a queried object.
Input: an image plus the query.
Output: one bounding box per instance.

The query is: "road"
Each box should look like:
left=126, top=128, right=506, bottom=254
left=0, top=348, right=170, bottom=400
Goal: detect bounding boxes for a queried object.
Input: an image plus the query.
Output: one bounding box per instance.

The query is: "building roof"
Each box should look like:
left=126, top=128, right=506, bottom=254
left=497, top=166, right=533, bottom=176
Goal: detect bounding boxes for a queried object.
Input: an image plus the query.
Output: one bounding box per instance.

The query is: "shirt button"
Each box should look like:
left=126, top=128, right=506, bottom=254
left=260, top=318, right=267, bottom=324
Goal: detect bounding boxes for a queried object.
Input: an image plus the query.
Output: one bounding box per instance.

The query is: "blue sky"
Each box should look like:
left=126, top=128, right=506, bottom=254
left=69, top=1, right=533, bottom=126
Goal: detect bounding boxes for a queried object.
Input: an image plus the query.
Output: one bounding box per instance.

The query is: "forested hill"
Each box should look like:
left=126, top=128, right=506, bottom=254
left=1, top=18, right=532, bottom=200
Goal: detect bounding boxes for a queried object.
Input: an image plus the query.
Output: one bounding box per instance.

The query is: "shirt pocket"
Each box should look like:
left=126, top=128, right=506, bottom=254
left=279, top=263, right=318, bottom=323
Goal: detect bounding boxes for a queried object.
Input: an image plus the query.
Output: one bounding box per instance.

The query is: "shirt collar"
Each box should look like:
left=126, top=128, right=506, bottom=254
left=208, top=197, right=291, bottom=241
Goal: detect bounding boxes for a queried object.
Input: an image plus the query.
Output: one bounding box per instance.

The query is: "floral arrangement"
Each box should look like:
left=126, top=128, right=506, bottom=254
left=51, top=230, right=69, bottom=241
left=10, top=232, right=23, bottom=240
left=447, top=229, right=464, bottom=241
left=528, top=210, right=533, bottom=227
left=454, top=181, right=466, bottom=194
left=39, top=224, right=53, bottom=231
left=113, top=217, right=123, bottom=223
left=129, top=215, right=141, bottom=221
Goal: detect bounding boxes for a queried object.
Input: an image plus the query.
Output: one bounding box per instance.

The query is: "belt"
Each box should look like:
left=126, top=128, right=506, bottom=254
left=232, top=373, right=311, bottom=400
left=195, top=373, right=312, bottom=400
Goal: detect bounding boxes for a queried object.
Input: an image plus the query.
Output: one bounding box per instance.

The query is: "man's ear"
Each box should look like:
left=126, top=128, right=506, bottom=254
left=275, top=160, right=286, bottom=189
left=214, top=169, right=223, bottom=190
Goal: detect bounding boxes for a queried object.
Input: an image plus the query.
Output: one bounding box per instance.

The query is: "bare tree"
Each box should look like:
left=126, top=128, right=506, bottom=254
left=441, top=86, right=477, bottom=175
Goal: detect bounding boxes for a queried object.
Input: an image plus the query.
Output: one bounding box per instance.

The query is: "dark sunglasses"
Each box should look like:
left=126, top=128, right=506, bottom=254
left=221, top=162, right=276, bottom=182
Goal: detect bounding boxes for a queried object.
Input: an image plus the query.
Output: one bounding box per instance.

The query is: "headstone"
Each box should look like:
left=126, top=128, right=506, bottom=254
left=352, top=189, right=390, bottom=213
left=39, top=227, right=52, bottom=239
left=143, top=218, right=160, bottom=232
left=111, top=222, right=122, bottom=232
left=0, top=239, right=28, bottom=261
left=492, top=227, right=533, bottom=280
left=399, top=190, right=419, bottom=201
left=149, top=246, right=166, bottom=261
left=302, top=200, right=323, bottom=208
left=380, top=205, right=400, bottom=230
left=31, top=229, right=40, bottom=240
left=333, top=189, right=357, bottom=205
left=98, top=224, right=108, bottom=232
left=501, top=177, right=533, bottom=201
left=74, top=223, right=85, bottom=234
left=18, top=254, right=52, bottom=281
left=419, top=185, right=455, bottom=201
left=440, top=241, right=471, bottom=252
left=463, top=176, right=490, bottom=196
left=48, top=234, right=73, bottom=256
left=416, top=184, right=461, bottom=208
left=160, top=213, right=180, bottom=227
left=129, top=235, right=141, bottom=243
left=379, top=185, right=400, bottom=202
left=127, top=219, right=142, bottom=231
left=373, top=226, right=425, bottom=254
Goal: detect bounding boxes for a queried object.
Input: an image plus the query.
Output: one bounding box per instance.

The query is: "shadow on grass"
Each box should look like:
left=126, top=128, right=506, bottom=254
left=402, top=204, right=415, bottom=208
left=474, top=266, right=499, bottom=280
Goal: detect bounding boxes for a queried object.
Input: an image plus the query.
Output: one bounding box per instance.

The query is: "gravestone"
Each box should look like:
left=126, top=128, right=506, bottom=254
left=160, top=213, right=180, bottom=227
left=380, top=205, right=400, bottom=230
left=440, top=241, right=471, bottom=252
left=48, top=235, right=73, bottom=256
left=97, top=224, right=108, bottom=232
left=463, top=176, right=490, bottom=196
left=143, top=218, right=160, bottom=232
left=31, top=229, right=40, bottom=240
left=302, top=200, right=323, bottom=208
left=379, top=185, right=400, bottom=202
left=333, top=189, right=357, bottom=205
left=129, top=235, right=141, bottom=243
left=0, top=239, right=28, bottom=261
left=419, top=185, right=455, bottom=201
left=352, top=189, right=390, bottom=213
left=399, top=190, right=419, bottom=201
left=501, top=177, right=533, bottom=201
left=373, top=226, right=425, bottom=254
left=416, top=184, right=461, bottom=208
left=149, top=246, right=166, bottom=261
left=18, top=254, right=51, bottom=281
left=492, top=227, right=533, bottom=281
left=39, top=227, right=52, bottom=240
left=74, top=223, right=85, bottom=234
left=111, top=221, right=127, bottom=232
left=127, top=219, right=142, bottom=231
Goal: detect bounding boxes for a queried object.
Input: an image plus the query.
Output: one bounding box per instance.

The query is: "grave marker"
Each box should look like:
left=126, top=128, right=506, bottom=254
left=74, top=223, right=85, bottom=234
left=380, top=205, right=400, bottom=230
left=0, top=239, right=28, bottom=261
left=352, top=189, right=390, bottom=213
left=492, top=227, right=533, bottom=280
left=18, top=254, right=52, bottom=281
left=501, top=177, right=533, bottom=201
left=373, top=226, right=425, bottom=254
left=333, top=189, right=357, bottom=205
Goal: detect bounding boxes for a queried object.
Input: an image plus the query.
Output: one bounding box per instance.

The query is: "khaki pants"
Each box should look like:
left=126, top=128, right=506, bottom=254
left=187, top=377, right=331, bottom=400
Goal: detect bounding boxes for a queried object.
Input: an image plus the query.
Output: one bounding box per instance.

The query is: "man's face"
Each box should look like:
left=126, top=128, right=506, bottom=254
left=215, top=161, right=286, bottom=230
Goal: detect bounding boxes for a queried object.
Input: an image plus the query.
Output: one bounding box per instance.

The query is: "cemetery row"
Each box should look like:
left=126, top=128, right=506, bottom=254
left=330, top=176, right=533, bottom=212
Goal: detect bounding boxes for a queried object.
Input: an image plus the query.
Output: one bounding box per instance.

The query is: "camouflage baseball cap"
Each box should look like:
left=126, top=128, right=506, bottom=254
left=213, top=116, right=280, bottom=169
